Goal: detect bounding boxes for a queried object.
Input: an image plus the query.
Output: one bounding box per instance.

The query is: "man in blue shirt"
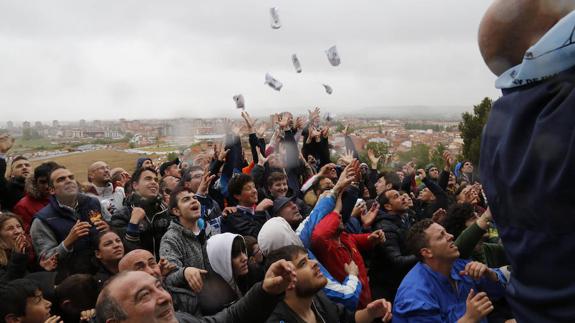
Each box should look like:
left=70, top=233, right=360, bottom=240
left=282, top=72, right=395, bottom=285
left=393, top=219, right=507, bottom=322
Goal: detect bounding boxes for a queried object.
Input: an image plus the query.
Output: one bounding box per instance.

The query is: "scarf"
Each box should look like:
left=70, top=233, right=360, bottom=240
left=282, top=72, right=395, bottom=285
left=496, top=10, right=575, bottom=89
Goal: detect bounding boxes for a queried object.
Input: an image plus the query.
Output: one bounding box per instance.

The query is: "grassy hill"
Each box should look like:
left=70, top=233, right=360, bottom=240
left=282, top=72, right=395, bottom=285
left=30, top=150, right=159, bottom=183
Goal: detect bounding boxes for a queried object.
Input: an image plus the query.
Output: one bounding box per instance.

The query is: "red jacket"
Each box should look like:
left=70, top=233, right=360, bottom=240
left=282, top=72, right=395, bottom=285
left=13, top=195, right=49, bottom=233
left=311, top=211, right=373, bottom=309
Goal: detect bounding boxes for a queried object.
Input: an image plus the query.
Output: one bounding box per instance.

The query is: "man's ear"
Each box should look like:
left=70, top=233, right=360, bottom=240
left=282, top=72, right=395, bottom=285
left=420, top=247, right=432, bottom=260
left=383, top=203, right=392, bottom=212
left=232, top=193, right=241, bottom=202
left=171, top=207, right=181, bottom=217
left=5, top=314, right=23, bottom=323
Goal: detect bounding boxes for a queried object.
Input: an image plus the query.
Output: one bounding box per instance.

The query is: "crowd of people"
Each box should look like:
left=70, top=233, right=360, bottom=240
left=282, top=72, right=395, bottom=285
left=0, top=107, right=513, bottom=323
left=4, top=0, right=575, bottom=321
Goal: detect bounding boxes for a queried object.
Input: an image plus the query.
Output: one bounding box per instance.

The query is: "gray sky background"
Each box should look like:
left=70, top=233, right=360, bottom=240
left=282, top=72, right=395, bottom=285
left=0, top=0, right=500, bottom=122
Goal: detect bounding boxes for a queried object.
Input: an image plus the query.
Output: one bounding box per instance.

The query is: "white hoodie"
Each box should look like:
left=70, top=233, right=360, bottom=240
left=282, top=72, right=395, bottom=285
left=257, top=217, right=304, bottom=257
left=206, top=232, right=245, bottom=297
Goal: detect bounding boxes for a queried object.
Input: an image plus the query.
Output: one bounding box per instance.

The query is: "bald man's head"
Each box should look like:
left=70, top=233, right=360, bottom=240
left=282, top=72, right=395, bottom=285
left=118, top=249, right=162, bottom=280
left=479, top=0, right=575, bottom=75
left=88, top=161, right=111, bottom=186
left=96, top=271, right=177, bottom=323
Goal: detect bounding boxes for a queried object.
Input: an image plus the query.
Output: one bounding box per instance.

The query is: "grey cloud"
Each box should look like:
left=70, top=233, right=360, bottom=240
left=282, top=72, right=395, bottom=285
left=0, top=0, right=499, bottom=121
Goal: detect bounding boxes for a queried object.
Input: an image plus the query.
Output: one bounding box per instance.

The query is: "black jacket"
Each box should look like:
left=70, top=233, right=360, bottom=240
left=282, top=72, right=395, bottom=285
left=0, top=157, right=25, bottom=211
left=220, top=208, right=269, bottom=238
left=110, top=194, right=171, bottom=259
left=369, top=211, right=418, bottom=301
left=176, top=282, right=282, bottom=323
left=266, top=291, right=355, bottom=323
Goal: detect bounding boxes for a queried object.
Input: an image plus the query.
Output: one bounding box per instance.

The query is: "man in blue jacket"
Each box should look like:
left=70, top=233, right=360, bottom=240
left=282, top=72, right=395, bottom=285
left=393, top=219, right=506, bottom=322
left=478, top=1, right=575, bottom=321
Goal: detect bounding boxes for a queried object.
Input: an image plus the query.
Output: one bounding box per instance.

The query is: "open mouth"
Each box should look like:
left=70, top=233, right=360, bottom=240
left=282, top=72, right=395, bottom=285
left=191, top=203, right=200, bottom=211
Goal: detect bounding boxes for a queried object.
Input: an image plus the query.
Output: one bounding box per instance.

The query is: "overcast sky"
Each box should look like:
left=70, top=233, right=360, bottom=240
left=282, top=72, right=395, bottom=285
left=0, top=0, right=500, bottom=122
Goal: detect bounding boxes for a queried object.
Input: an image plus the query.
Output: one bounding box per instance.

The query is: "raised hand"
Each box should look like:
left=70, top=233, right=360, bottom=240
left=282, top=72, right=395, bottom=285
left=351, top=200, right=367, bottom=218
left=333, top=160, right=358, bottom=195
left=218, top=148, right=230, bottom=162
left=241, top=111, right=258, bottom=133
left=431, top=208, right=447, bottom=224
left=361, top=202, right=379, bottom=228
left=80, top=309, right=96, bottom=322
left=159, top=258, right=177, bottom=277
left=295, top=116, right=306, bottom=130
left=221, top=207, right=237, bottom=218
left=308, top=107, right=321, bottom=124
left=197, top=171, right=216, bottom=196
left=129, top=207, right=146, bottom=224
left=12, top=233, right=28, bottom=254
left=368, top=229, right=386, bottom=245
left=93, top=219, right=110, bottom=232
left=462, top=289, right=494, bottom=322
left=442, top=151, right=454, bottom=171
left=257, top=148, right=269, bottom=166
left=344, top=260, right=359, bottom=276
left=318, top=163, right=337, bottom=177
left=39, top=253, right=58, bottom=271
left=256, top=198, right=274, bottom=212
left=340, top=150, right=354, bottom=166
left=342, top=124, right=351, bottom=136
left=256, top=123, right=268, bottom=138
left=262, top=259, right=297, bottom=295
left=362, top=298, right=393, bottom=323
left=459, top=261, right=498, bottom=282
left=367, top=149, right=380, bottom=169
left=63, top=220, right=92, bottom=249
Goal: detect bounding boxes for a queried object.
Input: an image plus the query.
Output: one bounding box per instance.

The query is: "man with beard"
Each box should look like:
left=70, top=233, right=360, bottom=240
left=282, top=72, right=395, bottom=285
left=266, top=245, right=392, bottom=323
left=111, top=167, right=171, bottom=259
left=369, top=189, right=418, bottom=302
left=102, top=254, right=298, bottom=322
left=0, top=134, right=31, bottom=211
left=30, top=166, right=109, bottom=278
